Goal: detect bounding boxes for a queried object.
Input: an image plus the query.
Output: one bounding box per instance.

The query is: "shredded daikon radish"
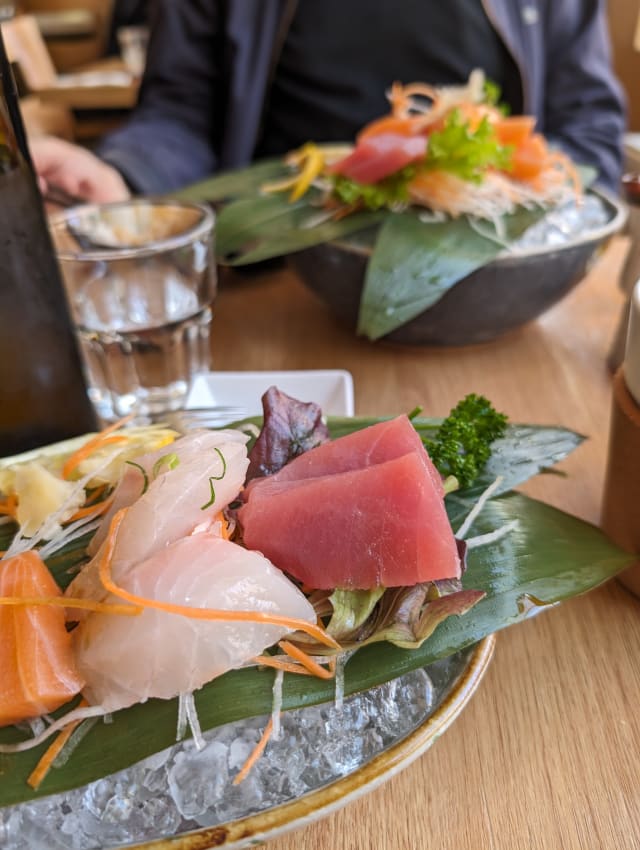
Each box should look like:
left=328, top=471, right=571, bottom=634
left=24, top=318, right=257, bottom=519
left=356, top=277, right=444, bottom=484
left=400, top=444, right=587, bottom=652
left=51, top=717, right=100, bottom=768
left=176, top=693, right=188, bottom=742
left=184, top=692, right=205, bottom=751
left=334, top=654, right=346, bottom=711
left=271, top=668, right=284, bottom=740
left=465, top=519, right=519, bottom=549
left=0, top=706, right=111, bottom=753
left=456, top=476, right=504, bottom=540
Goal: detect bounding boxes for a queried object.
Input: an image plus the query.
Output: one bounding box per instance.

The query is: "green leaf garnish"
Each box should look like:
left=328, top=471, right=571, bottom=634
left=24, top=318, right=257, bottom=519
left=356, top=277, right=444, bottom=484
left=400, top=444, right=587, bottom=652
left=332, top=164, right=417, bottom=211
left=124, top=460, right=148, bottom=495
left=482, top=78, right=502, bottom=106
left=423, top=110, right=512, bottom=182
left=200, top=448, right=227, bottom=510
left=152, top=453, right=180, bottom=478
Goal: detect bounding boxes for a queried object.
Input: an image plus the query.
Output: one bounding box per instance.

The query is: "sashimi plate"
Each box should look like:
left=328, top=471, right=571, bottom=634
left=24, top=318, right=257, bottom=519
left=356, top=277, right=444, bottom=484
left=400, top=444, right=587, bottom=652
left=1, top=637, right=494, bottom=850
left=1, top=411, right=633, bottom=849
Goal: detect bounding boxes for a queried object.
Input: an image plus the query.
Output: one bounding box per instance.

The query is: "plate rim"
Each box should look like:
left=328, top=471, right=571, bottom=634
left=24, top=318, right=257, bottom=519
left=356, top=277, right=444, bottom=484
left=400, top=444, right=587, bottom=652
left=130, top=633, right=496, bottom=850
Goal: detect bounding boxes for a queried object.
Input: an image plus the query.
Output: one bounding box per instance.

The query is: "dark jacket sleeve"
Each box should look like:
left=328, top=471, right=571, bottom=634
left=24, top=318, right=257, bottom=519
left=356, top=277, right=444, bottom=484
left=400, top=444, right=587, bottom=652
left=541, top=0, right=626, bottom=193
left=98, top=0, right=223, bottom=194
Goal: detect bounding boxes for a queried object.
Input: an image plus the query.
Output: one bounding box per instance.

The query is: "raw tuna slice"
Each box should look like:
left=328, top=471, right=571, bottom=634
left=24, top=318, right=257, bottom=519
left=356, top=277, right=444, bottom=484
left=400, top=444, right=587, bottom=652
left=245, top=415, right=443, bottom=499
left=239, top=449, right=460, bottom=589
left=328, top=133, right=427, bottom=184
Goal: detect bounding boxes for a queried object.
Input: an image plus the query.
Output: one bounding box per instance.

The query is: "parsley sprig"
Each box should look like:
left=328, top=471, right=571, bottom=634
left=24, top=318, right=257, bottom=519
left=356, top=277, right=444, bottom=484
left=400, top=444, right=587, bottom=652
left=424, top=394, right=508, bottom=489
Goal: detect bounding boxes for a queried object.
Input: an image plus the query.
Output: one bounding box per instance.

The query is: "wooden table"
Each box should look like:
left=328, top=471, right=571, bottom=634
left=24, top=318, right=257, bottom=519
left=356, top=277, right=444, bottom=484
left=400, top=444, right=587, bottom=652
left=209, top=237, right=640, bottom=850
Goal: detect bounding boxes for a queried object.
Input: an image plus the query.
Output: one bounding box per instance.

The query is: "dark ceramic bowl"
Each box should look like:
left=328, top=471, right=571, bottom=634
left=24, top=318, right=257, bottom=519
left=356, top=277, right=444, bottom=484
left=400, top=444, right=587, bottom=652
left=289, top=189, right=627, bottom=346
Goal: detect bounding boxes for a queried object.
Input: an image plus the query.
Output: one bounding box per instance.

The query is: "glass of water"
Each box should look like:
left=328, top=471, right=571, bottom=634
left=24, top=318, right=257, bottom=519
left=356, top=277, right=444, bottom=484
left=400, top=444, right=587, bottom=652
left=50, top=199, right=216, bottom=424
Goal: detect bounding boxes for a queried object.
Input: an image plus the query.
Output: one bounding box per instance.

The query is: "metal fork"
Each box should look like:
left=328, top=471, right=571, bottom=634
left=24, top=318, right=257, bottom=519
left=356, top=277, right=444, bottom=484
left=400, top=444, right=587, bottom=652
left=162, top=406, right=253, bottom=432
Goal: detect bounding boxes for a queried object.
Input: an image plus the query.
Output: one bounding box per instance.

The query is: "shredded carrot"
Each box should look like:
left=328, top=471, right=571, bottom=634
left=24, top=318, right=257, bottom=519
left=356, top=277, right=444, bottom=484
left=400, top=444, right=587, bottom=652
left=388, top=80, right=440, bottom=118
left=98, top=509, right=341, bottom=650
left=62, top=415, right=134, bottom=480
left=85, top=484, right=109, bottom=505
left=548, top=150, right=582, bottom=199
left=27, top=700, right=88, bottom=790
left=251, top=655, right=313, bottom=676
left=214, top=511, right=232, bottom=541
left=0, top=494, right=18, bottom=518
left=65, top=496, right=113, bottom=524
left=0, top=595, right=142, bottom=617
left=233, top=718, right=274, bottom=785
left=278, top=640, right=335, bottom=680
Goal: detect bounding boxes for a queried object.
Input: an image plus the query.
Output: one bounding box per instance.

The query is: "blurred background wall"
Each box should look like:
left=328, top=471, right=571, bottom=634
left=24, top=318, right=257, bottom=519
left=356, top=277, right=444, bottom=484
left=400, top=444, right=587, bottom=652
left=608, top=0, right=640, bottom=132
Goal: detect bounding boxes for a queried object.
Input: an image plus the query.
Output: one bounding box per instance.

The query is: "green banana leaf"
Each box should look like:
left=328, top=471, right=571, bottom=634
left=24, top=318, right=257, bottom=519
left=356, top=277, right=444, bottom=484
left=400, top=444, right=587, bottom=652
left=0, top=419, right=627, bottom=808
left=357, top=204, right=548, bottom=339
left=175, top=157, right=290, bottom=205
left=214, top=193, right=384, bottom=266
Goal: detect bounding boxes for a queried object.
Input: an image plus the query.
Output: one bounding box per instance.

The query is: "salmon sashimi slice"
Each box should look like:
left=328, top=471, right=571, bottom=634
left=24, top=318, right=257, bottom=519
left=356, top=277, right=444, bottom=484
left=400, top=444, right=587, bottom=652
left=0, top=550, right=84, bottom=727
left=239, top=449, right=461, bottom=590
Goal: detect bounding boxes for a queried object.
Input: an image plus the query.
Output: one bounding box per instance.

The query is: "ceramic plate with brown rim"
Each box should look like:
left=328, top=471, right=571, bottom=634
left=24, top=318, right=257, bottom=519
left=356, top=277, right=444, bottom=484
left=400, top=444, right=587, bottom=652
left=2, top=637, right=494, bottom=850
left=123, top=636, right=495, bottom=850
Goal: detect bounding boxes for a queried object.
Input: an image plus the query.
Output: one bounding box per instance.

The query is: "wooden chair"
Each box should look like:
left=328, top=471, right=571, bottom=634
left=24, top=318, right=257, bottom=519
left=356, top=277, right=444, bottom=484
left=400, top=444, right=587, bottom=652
left=2, top=12, right=138, bottom=142
left=19, top=0, right=115, bottom=72
left=1, top=14, right=74, bottom=139
left=1, top=12, right=58, bottom=91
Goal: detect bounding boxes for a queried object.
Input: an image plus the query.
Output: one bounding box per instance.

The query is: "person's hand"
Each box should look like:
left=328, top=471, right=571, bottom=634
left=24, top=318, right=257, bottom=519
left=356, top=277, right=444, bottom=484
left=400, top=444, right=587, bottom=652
left=30, top=136, right=131, bottom=205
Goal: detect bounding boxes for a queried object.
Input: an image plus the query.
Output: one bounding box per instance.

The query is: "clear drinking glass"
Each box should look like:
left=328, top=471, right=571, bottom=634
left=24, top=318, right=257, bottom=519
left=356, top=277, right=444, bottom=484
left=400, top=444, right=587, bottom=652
left=50, top=199, right=216, bottom=424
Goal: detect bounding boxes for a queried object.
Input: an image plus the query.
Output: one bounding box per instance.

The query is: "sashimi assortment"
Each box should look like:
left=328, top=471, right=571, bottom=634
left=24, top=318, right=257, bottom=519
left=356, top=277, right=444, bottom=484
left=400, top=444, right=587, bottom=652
left=0, top=387, right=499, bottom=789
left=264, top=70, right=580, bottom=220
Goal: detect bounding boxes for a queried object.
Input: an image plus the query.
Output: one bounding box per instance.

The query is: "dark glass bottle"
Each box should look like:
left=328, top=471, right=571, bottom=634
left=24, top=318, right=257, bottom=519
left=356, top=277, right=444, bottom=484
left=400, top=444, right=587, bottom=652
left=0, top=31, right=98, bottom=455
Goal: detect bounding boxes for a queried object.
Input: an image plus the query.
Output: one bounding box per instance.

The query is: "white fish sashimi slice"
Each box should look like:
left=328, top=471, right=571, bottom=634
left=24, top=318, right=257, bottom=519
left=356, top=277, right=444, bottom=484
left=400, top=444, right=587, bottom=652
left=67, top=430, right=249, bottom=604
left=73, top=533, right=316, bottom=713
left=88, top=429, right=248, bottom=557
